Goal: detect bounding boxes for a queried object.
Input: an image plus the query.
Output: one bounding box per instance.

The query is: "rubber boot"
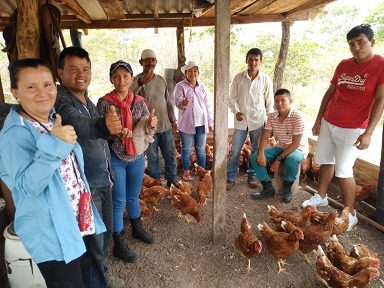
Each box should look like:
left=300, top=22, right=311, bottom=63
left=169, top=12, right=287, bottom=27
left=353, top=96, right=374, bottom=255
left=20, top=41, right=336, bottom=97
left=282, top=180, right=294, bottom=203
left=130, top=217, right=155, bottom=244
left=112, top=230, right=139, bottom=263
left=251, top=180, right=276, bottom=200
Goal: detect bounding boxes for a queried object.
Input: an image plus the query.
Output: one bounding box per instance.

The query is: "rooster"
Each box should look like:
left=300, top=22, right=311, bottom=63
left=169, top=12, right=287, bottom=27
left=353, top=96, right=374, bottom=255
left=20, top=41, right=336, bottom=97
left=257, top=221, right=304, bottom=273
left=234, top=213, right=262, bottom=273
left=170, top=184, right=201, bottom=223
left=197, top=170, right=213, bottom=205
left=316, top=245, right=379, bottom=288
left=326, top=235, right=380, bottom=275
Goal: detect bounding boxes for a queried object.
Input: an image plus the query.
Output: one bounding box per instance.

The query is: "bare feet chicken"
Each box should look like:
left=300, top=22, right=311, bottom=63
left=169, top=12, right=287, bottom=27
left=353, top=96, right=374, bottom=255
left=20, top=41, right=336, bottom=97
left=170, top=184, right=201, bottom=223
left=258, top=221, right=304, bottom=273
left=197, top=170, right=213, bottom=205
left=234, top=213, right=262, bottom=273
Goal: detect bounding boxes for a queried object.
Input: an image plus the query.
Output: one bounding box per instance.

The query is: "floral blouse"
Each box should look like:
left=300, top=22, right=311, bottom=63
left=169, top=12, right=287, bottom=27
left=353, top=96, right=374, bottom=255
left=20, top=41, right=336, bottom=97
left=30, top=120, right=95, bottom=237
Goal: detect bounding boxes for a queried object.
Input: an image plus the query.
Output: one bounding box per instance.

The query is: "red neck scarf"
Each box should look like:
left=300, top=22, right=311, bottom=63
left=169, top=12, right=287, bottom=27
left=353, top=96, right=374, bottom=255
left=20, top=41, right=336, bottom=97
left=103, top=90, right=136, bottom=155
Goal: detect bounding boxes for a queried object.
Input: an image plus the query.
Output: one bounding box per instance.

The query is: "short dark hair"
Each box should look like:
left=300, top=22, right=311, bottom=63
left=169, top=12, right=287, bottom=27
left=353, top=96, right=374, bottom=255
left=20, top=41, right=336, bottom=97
left=10, top=58, right=54, bottom=89
left=274, top=88, right=291, bottom=99
left=246, top=48, right=263, bottom=61
left=57, top=46, right=91, bottom=69
left=347, top=24, right=374, bottom=41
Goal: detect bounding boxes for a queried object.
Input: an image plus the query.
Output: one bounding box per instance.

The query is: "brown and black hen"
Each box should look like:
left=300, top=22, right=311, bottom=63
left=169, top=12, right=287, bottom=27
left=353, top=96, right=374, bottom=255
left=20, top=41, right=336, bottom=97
left=235, top=213, right=262, bottom=273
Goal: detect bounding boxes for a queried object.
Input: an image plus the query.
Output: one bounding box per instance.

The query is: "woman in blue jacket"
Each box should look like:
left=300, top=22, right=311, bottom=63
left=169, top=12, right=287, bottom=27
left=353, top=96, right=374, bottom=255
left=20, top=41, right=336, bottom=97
left=0, top=58, right=106, bottom=287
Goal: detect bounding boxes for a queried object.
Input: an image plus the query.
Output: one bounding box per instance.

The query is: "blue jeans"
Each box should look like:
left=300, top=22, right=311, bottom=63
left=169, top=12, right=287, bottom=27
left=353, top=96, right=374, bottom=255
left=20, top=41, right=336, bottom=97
left=146, top=128, right=177, bottom=181
left=179, top=126, right=207, bottom=170
left=250, top=146, right=305, bottom=182
left=227, top=127, right=263, bottom=181
left=81, top=185, right=113, bottom=288
left=111, top=153, right=145, bottom=233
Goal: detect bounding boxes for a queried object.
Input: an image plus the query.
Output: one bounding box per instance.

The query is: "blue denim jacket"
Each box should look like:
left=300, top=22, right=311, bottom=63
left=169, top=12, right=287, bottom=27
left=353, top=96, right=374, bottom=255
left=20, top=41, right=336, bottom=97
left=55, top=85, right=114, bottom=187
left=0, top=106, right=106, bottom=264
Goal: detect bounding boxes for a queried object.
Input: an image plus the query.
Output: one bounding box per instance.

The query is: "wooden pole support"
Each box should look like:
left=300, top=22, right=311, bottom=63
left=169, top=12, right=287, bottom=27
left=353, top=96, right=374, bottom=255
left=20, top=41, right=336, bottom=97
left=304, top=185, right=384, bottom=233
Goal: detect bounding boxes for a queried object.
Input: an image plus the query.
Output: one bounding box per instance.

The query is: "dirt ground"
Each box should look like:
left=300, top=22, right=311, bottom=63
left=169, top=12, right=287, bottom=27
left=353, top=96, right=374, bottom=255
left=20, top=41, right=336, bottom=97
left=105, top=169, right=384, bottom=288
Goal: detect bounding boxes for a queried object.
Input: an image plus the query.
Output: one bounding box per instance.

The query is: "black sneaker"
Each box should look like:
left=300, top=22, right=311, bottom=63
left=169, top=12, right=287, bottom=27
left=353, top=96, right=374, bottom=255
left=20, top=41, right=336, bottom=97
left=166, top=179, right=179, bottom=188
left=226, top=180, right=235, bottom=190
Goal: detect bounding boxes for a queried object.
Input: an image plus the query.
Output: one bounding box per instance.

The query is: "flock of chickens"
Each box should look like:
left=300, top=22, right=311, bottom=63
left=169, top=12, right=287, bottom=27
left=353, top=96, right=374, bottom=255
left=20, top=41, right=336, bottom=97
left=234, top=205, right=381, bottom=288
left=138, top=163, right=213, bottom=224
left=137, top=137, right=380, bottom=287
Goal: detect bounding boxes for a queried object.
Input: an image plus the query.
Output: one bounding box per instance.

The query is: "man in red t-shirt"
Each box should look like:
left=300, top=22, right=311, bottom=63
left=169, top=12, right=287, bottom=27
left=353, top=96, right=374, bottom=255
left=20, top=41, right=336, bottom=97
left=302, top=24, right=384, bottom=231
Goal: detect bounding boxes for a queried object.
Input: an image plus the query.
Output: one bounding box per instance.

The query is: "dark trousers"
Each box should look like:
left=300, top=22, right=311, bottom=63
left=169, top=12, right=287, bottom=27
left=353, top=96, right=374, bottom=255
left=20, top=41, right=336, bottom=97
left=38, top=258, right=84, bottom=288
left=81, top=185, right=113, bottom=288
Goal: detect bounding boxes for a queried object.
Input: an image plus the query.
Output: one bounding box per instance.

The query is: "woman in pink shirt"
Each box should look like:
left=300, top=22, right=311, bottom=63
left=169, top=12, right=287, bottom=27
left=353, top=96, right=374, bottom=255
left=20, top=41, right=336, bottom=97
left=174, top=61, right=214, bottom=180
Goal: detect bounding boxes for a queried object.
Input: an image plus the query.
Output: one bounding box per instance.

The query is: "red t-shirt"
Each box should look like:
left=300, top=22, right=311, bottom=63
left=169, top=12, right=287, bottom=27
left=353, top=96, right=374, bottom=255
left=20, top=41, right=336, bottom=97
left=323, top=54, right=384, bottom=128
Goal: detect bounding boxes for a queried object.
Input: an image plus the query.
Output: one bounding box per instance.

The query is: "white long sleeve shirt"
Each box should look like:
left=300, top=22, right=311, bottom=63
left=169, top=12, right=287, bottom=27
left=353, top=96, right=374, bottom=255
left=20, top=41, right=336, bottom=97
left=228, top=70, right=274, bottom=131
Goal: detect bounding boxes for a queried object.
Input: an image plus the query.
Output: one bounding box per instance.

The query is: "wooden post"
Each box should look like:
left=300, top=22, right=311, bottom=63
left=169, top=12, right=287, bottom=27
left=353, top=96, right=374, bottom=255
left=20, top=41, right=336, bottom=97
left=212, top=0, right=230, bottom=245
left=175, top=27, right=186, bottom=84
left=377, top=124, right=384, bottom=225
left=0, top=75, right=5, bottom=104
left=16, top=0, right=40, bottom=59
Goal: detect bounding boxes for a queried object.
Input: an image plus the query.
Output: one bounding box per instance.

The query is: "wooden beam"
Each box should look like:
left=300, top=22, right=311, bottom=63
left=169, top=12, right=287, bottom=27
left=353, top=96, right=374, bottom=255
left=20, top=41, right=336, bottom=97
left=55, top=14, right=310, bottom=30
left=153, top=0, right=159, bottom=33
left=54, top=0, right=92, bottom=24
left=16, top=0, right=40, bottom=59
left=212, top=0, right=230, bottom=245
left=98, top=0, right=125, bottom=20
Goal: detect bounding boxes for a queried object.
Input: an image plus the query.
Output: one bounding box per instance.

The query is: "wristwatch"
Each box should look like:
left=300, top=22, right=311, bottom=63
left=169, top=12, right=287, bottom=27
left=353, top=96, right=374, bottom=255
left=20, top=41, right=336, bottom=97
left=276, top=155, right=284, bottom=162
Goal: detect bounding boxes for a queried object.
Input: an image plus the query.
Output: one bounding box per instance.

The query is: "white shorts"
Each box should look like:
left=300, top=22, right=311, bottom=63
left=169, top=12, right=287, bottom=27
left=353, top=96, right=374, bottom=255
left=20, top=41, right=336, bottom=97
left=314, top=119, right=364, bottom=178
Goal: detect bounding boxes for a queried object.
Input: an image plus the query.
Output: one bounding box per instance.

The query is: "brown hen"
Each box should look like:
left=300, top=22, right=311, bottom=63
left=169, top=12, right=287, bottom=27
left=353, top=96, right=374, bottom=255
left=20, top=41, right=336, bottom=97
left=326, top=235, right=380, bottom=275
left=234, top=213, right=262, bottom=272
left=139, top=185, right=170, bottom=211
left=316, top=245, right=379, bottom=288
left=268, top=205, right=315, bottom=231
left=142, top=174, right=160, bottom=188
left=310, top=207, right=349, bottom=236
left=350, top=243, right=379, bottom=259
left=139, top=199, right=152, bottom=217
left=197, top=170, right=213, bottom=205
left=170, top=184, right=200, bottom=223
left=257, top=221, right=304, bottom=273
left=177, top=180, right=192, bottom=196
left=194, top=163, right=210, bottom=181
left=299, top=212, right=337, bottom=263
left=355, top=184, right=374, bottom=202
